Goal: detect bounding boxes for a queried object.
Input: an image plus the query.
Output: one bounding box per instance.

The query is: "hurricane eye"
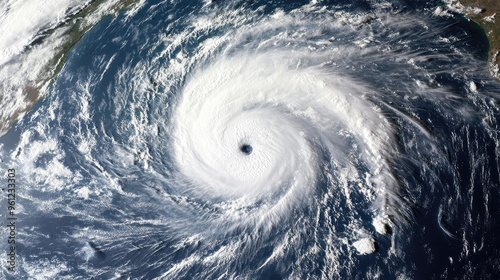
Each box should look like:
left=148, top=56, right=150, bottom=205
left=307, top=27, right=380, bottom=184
left=240, top=144, right=253, bottom=155
left=4, top=0, right=496, bottom=278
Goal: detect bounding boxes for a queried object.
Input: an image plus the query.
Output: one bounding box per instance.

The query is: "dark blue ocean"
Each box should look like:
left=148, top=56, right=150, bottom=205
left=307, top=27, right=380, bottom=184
left=1, top=0, right=499, bottom=278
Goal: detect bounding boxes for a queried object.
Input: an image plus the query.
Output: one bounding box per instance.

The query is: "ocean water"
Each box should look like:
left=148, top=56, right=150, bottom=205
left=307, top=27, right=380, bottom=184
left=1, top=0, right=499, bottom=278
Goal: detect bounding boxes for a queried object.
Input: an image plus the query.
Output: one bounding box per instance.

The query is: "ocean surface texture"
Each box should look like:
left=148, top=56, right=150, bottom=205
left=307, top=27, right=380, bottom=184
left=1, top=0, right=499, bottom=279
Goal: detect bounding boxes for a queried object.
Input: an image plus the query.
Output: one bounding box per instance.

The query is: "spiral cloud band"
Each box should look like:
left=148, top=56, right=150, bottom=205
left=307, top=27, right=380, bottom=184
left=172, top=49, right=398, bottom=228
left=3, top=1, right=500, bottom=278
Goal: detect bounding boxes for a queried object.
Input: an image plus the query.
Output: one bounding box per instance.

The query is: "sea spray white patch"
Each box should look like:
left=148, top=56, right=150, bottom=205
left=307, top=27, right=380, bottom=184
left=1, top=0, right=499, bottom=279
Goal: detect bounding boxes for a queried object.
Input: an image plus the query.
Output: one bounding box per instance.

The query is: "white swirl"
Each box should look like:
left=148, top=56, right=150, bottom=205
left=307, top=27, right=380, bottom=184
left=171, top=49, right=397, bottom=226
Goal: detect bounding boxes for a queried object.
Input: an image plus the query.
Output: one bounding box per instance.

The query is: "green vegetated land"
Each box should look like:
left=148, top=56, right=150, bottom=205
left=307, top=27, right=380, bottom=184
left=2, top=1, right=498, bottom=137
left=47, top=0, right=140, bottom=86
left=0, top=0, right=140, bottom=136
left=460, top=0, right=500, bottom=67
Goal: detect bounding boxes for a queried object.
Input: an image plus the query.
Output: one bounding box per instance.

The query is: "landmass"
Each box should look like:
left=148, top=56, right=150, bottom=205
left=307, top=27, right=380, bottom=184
left=47, top=0, right=141, bottom=82
left=448, top=0, right=500, bottom=79
left=1, top=1, right=498, bottom=138
left=0, top=0, right=142, bottom=137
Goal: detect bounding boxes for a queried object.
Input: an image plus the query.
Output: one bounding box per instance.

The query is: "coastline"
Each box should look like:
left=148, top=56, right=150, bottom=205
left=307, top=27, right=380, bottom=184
left=1, top=1, right=498, bottom=139
left=0, top=0, right=143, bottom=138
left=447, top=0, right=500, bottom=79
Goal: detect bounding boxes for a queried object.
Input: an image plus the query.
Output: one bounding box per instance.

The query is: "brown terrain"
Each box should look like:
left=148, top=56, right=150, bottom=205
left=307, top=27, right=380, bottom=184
left=460, top=0, right=500, bottom=68
left=1, top=1, right=498, bottom=137
left=0, top=0, right=140, bottom=136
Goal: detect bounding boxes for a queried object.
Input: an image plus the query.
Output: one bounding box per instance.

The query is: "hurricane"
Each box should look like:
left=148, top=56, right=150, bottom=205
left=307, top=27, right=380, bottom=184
left=1, top=0, right=499, bottom=279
